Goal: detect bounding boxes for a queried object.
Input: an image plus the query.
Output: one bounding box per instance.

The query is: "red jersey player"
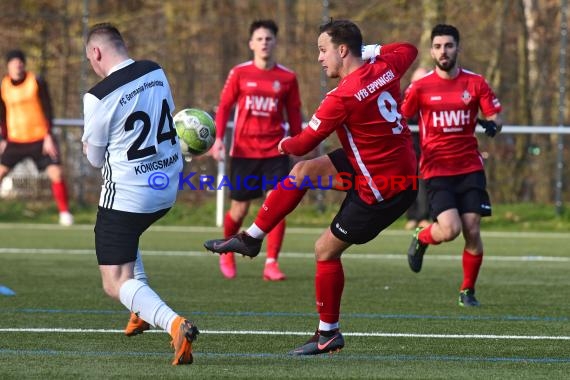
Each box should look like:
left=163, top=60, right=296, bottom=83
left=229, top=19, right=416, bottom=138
left=401, top=24, right=503, bottom=307
left=205, top=19, right=418, bottom=355
left=209, top=19, right=303, bottom=280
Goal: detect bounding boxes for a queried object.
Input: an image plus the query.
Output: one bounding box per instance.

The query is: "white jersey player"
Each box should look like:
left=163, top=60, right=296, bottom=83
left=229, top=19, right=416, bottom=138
left=81, top=22, right=198, bottom=365
left=83, top=58, right=181, bottom=211
left=83, top=61, right=181, bottom=212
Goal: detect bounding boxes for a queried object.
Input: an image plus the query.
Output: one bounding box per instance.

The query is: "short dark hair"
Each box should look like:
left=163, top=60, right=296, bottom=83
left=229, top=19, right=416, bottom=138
left=319, top=19, right=363, bottom=57
left=5, top=49, right=26, bottom=64
left=86, top=22, right=125, bottom=49
left=431, top=24, right=460, bottom=45
left=249, top=19, right=278, bottom=37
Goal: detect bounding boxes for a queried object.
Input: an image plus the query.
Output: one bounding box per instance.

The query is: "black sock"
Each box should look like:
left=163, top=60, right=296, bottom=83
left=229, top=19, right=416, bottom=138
left=319, top=329, right=338, bottom=337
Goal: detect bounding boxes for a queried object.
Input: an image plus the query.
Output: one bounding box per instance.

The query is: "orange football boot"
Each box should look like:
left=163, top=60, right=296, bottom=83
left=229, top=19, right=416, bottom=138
left=124, top=312, right=150, bottom=337
left=170, top=316, right=199, bottom=365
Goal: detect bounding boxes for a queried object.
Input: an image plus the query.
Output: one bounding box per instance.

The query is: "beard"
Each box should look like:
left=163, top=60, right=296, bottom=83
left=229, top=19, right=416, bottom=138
left=434, top=55, right=457, bottom=72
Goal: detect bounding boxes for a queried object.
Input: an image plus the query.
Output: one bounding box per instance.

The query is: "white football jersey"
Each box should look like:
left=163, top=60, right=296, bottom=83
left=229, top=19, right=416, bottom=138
left=82, top=59, right=182, bottom=213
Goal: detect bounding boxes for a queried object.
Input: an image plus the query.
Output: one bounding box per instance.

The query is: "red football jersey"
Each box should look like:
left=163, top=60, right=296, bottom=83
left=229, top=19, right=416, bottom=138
left=281, top=43, right=418, bottom=204
left=216, top=61, right=302, bottom=158
left=401, top=68, right=502, bottom=179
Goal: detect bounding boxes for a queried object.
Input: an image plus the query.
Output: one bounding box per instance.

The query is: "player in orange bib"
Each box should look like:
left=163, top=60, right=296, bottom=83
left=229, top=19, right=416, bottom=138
left=0, top=49, right=73, bottom=226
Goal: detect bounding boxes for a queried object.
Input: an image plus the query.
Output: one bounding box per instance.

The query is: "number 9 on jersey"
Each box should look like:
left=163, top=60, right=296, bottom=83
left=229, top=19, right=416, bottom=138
left=173, top=108, right=216, bottom=156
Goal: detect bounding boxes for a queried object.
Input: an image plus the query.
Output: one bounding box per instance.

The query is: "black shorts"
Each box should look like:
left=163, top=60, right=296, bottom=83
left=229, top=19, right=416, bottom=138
left=229, top=156, right=290, bottom=201
left=328, top=148, right=417, bottom=244
left=94, top=206, right=169, bottom=265
left=0, top=140, right=61, bottom=170
left=426, top=171, right=492, bottom=219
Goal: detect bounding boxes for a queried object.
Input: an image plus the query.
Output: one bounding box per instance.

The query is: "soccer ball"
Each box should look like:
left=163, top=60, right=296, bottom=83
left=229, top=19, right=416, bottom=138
left=173, top=108, right=216, bottom=156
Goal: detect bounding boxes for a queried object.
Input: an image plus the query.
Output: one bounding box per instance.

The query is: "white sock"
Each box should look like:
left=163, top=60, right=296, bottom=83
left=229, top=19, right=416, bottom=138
left=133, top=250, right=148, bottom=284
left=318, top=320, right=339, bottom=331
left=119, top=279, right=178, bottom=332
left=265, top=258, right=276, bottom=265
left=246, top=223, right=267, bottom=239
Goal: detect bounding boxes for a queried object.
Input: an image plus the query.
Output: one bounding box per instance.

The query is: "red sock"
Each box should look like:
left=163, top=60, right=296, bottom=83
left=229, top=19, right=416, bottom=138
left=223, top=211, right=241, bottom=238
left=461, top=250, right=483, bottom=290
left=418, top=224, right=440, bottom=245
left=51, top=180, right=69, bottom=212
left=255, top=178, right=307, bottom=232
left=266, top=219, right=285, bottom=260
left=315, top=259, right=344, bottom=324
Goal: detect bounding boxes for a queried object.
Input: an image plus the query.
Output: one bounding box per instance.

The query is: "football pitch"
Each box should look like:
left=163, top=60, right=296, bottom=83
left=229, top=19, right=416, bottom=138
left=0, top=223, right=569, bottom=379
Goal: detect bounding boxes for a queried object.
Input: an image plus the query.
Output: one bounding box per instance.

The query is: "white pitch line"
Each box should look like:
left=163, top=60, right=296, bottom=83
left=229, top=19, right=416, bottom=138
left=1, top=223, right=570, bottom=239
left=0, top=247, right=568, bottom=262
left=0, top=328, right=569, bottom=340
